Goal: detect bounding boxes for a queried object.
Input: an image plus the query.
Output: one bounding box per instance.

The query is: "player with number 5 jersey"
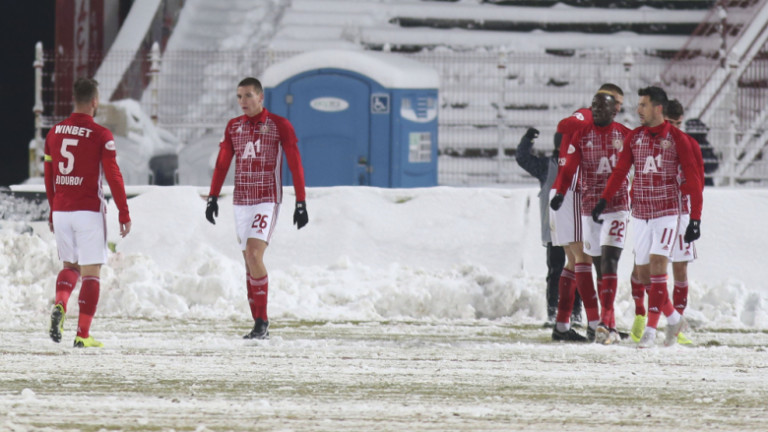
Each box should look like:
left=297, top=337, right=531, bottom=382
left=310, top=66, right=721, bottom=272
left=206, top=77, right=308, bottom=341
left=43, top=77, right=131, bottom=348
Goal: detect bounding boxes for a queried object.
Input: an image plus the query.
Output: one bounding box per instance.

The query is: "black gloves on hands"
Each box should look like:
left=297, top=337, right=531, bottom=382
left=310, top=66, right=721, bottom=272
left=684, top=219, right=701, bottom=243
left=550, top=193, right=565, bottom=211
left=591, top=198, right=607, bottom=223
left=205, top=196, right=218, bottom=224
left=293, top=201, right=308, bottom=229
left=205, top=196, right=308, bottom=229
left=525, top=127, right=540, bottom=141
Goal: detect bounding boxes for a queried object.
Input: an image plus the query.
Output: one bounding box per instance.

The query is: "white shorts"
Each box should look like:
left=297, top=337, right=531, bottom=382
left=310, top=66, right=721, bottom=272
left=52, top=211, right=108, bottom=266
left=631, top=215, right=678, bottom=265
left=581, top=211, right=629, bottom=257
left=671, top=213, right=697, bottom=263
left=234, top=203, right=280, bottom=250
left=549, top=189, right=582, bottom=246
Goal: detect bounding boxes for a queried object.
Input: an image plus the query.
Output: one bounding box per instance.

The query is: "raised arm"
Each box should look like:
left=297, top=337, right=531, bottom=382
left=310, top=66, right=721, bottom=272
left=514, top=128, right=548, bottom=183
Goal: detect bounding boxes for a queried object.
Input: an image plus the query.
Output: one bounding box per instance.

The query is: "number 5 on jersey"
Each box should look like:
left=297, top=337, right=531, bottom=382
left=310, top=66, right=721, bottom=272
left=59, top=138, right=78, bottom=174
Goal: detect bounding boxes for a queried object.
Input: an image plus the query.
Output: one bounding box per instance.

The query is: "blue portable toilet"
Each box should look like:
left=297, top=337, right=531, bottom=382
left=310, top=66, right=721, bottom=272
left=262, top=49, right=440, bottom=188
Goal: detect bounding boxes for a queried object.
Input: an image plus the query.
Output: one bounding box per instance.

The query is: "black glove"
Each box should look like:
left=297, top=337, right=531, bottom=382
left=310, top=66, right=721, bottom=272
left=591, top=198, right=607, bottom=223
left=525, top=127, right=540, bottom=141
left=549, top=193, right=565, bottom=211
left=293, top=201, right=308, bottom=229
left=205, top=195, right=218, bottom=224
left=684, top=219, right=700, bottom=243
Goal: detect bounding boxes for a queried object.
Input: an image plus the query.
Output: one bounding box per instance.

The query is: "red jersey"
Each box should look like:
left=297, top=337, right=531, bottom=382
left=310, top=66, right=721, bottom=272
left=209, top=108, right=306, bottom=206
left=555, top=121, right=632, bottom=216
left=678, top=133, right=706, bottom=214
left=602, top=121, right=703, bottom=220
left=43, top=113, right=130, bottom=224
left=552, top=107, right=592, bottom=193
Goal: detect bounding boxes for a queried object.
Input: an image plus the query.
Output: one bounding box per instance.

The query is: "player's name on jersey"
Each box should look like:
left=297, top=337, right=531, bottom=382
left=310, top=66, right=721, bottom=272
left=56, top=175, right=84, bottom=186
left=54, top=125, right=94, bottom=137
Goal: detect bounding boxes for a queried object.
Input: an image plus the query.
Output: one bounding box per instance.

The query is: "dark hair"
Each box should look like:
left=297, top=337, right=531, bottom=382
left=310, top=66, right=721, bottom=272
left=238, top=77, right=263, bottom=93
left=73, top=77, right=98, bottom=105
left=638, top=86, right=668, bottom=108
left=665, top=99, right=684, bottom=120
left=599, top=83, right=624, bottom=96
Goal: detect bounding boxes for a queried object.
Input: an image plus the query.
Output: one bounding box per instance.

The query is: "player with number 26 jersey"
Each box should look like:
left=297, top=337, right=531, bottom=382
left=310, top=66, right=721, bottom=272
left=206, top=77, right=308, bottom=342
left=209, top=107, right=305, bottom=205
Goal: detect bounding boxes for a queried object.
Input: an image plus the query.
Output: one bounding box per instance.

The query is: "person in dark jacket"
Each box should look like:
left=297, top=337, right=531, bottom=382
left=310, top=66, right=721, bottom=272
left=516, top=128, right=583, bottom=327
left=685, top=118, right=719, bottom=186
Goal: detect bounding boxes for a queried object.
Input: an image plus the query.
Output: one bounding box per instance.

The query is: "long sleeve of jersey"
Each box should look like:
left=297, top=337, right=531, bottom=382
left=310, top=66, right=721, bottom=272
left=277, top=117, right=306, bottom=202
left=601, top=133, right=634, bottom=203
left=208, top=130, right=235, bottom=198
left=551, top=108, right=591, bottom=192
left=552, top=134, right=582, bottom=195
left=675, top=132, right=703, bottom=219
left=681, top=134, right=705, bottom=195
left=102, top=140, right=130, bottom=224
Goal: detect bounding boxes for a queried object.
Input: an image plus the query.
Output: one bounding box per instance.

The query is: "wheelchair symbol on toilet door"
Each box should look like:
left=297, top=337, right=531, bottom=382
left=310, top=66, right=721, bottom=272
left=371, top=94, right=390, bottom=114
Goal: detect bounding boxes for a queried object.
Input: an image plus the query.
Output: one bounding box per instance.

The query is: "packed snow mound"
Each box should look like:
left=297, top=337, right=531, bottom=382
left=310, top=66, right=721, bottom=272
left=0, top=186, right=765, bottom=328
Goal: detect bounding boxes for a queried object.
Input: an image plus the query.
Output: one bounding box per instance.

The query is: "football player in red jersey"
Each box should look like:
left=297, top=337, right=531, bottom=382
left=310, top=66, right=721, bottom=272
left=667, top=100, right=705, bottom=322
left=551, top=92, right=631, bottom=344
left=206, top=77, right=308, bottom=340
left=548, top=83, right=624, bottom=342
left=595, top=87, right=703, bottom=348
left=44, top=77, right=131, bottom=348
left=628, top=99, right=704, bottom=345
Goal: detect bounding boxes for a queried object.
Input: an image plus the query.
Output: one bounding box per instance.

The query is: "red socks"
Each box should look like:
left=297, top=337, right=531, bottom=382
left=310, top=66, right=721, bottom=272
left=600, top=274, right=618, bottom=328
left=647, top=274, right=671, bottom=329
left=76, top=276, right=100, bottom=338
left=575, top=264, right=599, bottom=323
left=55, top=268, right=80, bottom=311
left=247, top=275, right=269, bottom=321
left=673, top=280, right=688, bottom=315
left=630, top=275, right=646, bottom=316
left=555, top=269, right=576, bottom=323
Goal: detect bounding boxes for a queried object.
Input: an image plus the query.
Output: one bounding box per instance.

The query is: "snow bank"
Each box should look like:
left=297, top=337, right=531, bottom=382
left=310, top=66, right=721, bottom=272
left=0, top=186, right=765, bottom=329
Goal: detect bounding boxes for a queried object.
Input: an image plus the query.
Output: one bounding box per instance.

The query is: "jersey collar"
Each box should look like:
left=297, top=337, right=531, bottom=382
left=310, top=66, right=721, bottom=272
left=646, top=120, right=671, bottom=137
left=70, top=112, right=93, bottom=121
left=244, top=108, right=269, bottom=124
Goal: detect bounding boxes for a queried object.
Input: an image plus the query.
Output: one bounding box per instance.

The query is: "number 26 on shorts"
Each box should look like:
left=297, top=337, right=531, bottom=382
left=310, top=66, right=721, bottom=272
left=252, top=214, right=269, bottom=229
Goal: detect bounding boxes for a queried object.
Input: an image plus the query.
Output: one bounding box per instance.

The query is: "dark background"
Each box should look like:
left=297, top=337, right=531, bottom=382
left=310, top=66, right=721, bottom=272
left=2, top=3, right=55, bottom=186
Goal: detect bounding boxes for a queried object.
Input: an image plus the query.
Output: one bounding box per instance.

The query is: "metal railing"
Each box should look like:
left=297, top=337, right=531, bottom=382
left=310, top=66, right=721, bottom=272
left=32, top=45, right=768, bottom=186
